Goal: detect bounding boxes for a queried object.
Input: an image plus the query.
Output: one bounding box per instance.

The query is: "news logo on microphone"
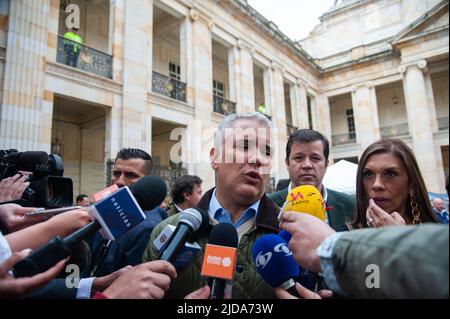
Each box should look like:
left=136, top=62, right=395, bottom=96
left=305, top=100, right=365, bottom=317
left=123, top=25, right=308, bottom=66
left=89, top=186, right=146, bottom=240
left=281, top=185, right=326, bottom=221
left=201, top=244, right=237, bottom=280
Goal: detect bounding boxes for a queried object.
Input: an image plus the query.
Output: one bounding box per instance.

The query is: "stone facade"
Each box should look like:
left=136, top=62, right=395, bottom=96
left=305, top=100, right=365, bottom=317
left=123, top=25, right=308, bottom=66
left=0, top=0, right=448, bottom=196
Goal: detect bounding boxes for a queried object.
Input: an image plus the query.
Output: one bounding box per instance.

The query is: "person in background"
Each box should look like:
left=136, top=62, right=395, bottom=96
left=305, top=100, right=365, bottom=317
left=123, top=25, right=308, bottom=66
left=431, top=198, right=449, bottom=224
left=353, top=138, right=438, bottom=228
left=167, top=175, right=203, bottom=217
left=63, top=27, right=83, bottom=67
left=76, top=194, right=90, bottom=207
left=268, top=129, right=355, bottom=231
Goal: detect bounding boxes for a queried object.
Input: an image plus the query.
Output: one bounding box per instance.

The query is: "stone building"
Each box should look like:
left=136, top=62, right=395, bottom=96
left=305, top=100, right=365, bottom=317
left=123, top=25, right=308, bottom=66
left=0, top=0, right=448, bottom=197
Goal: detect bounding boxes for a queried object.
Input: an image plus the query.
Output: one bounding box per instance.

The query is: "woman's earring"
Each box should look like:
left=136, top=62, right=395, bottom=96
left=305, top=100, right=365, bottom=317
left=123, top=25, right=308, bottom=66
left=410, top=191, right=422, bottom=225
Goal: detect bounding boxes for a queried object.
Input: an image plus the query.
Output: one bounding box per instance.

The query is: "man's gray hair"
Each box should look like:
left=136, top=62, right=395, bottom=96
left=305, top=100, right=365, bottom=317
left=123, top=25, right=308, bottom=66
left=214, top=112, right=274, bottom=150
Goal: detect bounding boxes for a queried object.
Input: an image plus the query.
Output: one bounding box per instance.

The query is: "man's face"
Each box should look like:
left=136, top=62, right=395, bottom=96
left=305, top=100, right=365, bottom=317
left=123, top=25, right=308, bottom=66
left=184, top=183, right=203, bottom=208
left=77, top=197, right=90, bottom=207
left=286, top=140, right=328, bottom=191
left=111, top=158, right=147, bottom=187
left=211, top=119, right=272, bottom=206
left=433, top=199, right=445, bottom=212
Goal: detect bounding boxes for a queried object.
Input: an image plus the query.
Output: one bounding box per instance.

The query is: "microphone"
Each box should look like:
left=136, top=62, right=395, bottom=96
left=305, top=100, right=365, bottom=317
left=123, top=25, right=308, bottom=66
left=157, top=207, right=209, bottom=263
left=279, top=185, right=326, bottom=242
left=200, top=223, right=238, bottom=299
left=13, top=178, right=167, bottom=277
left=129, top=175, right=167, bottom=211
left=252, top=234, right=300, bottom=297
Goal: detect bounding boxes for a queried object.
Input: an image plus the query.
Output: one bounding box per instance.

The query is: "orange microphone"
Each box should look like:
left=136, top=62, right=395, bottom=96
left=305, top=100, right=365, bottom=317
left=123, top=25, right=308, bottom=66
left=201, top=223, right=238, bottom=299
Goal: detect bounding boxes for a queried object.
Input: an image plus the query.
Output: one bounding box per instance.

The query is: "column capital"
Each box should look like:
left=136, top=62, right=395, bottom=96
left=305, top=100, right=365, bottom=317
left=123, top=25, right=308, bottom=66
left=208, top=20, right=215, bottom=30
left=398, top=59, right=428, bottom=74
left=270, top=60, right=284, bottom=73
left=189, top=8, right=212, bottom=26
left=351, top=81, right=374, bottom=93
left=237, top=38, right=254, bottom=54
left=296, top=77, right=307, bottom=88
left=189, top=8, right=200, bottom=21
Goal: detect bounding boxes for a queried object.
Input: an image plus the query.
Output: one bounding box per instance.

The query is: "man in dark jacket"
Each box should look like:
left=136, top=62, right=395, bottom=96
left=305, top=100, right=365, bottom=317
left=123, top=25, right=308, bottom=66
left=268, top=129, right=354, bottom=231
left=88, top=148, right=162, bottom=277
left=143, top=112, right=280, bottom=298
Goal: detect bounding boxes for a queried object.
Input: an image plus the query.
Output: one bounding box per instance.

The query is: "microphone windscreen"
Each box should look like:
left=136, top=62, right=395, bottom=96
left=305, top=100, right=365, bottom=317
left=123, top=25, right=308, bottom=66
left=284, top=185, right=326, bottom=221
left=209, top=223, right=238, bottom=248
left=188, top=207, right=209, bottom=242
left=18, top=151, right=48, bottom=167
left=129, top=175, right=167, bottom=211
left=252, top=234, right=299, bottom=288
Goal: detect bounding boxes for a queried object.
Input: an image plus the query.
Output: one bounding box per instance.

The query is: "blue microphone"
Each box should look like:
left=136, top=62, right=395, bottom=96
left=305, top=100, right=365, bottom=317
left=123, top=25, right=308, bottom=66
left=278, top=230, right=292, bottom=242
left=252, top=234, right=299, bottom=296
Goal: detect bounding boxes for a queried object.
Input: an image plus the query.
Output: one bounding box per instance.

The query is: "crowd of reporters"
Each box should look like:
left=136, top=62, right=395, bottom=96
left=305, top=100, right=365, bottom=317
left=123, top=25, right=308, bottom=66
left=0, top=112, right=448, bottom=299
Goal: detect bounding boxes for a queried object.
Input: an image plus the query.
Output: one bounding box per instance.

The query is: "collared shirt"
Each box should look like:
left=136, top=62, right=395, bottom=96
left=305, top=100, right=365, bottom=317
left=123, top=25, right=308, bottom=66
left=208, top=189, right=260, bottom=228
left=174, top=204, right=183, bottom=213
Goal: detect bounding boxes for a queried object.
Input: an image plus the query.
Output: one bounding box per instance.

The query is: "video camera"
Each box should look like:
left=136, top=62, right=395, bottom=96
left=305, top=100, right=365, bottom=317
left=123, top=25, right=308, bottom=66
left=0, top=149, right=73, bottom=207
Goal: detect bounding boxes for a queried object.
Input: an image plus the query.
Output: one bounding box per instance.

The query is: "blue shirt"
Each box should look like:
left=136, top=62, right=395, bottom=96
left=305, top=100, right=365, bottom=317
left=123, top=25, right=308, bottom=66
left=208, top=189, right=260, bottom=228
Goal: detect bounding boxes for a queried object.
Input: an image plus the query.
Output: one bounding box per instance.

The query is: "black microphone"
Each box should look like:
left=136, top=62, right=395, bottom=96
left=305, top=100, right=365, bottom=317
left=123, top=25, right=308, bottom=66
left=206, top=223, right=238, bottom=299
left=158, top=207, right=209, bottom=263
left=129, top=175, right=167, bottom=211
left=13, top=177, right=168, bottom=277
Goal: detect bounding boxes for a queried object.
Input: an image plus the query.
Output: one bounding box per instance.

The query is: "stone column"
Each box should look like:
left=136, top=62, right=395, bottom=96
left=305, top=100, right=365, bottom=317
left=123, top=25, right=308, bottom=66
left=315, top=94, right=332, bottom=141
left=227, top=45, right=241, bottom=111
left=0, top=0, right=52, bottom=151
left=290, top=79, right=309, bottom=129
left=237, top=40, right=255, bottom=113
left=119, top=0, right=153, bottom=152
left=180, top=9, right=215, bottom=189
left=263, top=61, right=288, bottom=180
left=400, top=60, right=440, bottom=192
left=351, top=82, right=380, bottom=149
left=110, top=0, right=125, bottom=82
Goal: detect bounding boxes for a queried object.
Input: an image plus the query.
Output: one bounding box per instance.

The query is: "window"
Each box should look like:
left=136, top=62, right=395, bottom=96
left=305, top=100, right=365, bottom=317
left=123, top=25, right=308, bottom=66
left=213, top=80, right=224, bottom=98
left=346, top=108, right=356, bottom=140
left=169, top=62, right=180, bottom=81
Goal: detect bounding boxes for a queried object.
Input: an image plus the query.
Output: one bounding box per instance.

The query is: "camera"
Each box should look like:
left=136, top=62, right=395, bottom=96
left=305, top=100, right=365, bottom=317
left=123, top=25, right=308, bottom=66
left=0, top=149, right=73, bottom=207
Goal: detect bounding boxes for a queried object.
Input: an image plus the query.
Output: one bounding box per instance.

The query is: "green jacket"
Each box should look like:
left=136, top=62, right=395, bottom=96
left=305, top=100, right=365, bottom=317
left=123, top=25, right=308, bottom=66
left=267, top=187, right=355, bottom=231
left=332, top=224, right=449, bottom=298
left=142, top=188, right=280, bottom=299
left=63, top=31, right=82, bottom=52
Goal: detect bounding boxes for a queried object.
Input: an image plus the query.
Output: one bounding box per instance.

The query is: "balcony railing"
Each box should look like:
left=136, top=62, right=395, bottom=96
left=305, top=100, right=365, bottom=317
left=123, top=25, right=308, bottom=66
left=57, top=36, right=112, bottom=79
left=438, top=116, right=449, bottom=131
left=286, top=123, right=298, bottom=136
left=213, top=95, right=236, bottom=115
left=152, top=163, right=188, bottom=188
left=380, top=123, right=409, bottom=138
left=152, top=71, right=186, bottom=102
left=332, top=132, right=356, bottom=145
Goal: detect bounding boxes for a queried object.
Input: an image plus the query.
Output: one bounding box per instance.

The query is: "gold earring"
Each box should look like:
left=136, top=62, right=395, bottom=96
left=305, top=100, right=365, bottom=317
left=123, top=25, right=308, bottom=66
left=410, top=192, right=422, bottom=225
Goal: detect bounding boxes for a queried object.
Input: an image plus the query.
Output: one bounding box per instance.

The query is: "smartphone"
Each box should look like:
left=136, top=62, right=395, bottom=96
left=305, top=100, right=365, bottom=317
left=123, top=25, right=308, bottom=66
left=25, top=206, right=83, bottom=217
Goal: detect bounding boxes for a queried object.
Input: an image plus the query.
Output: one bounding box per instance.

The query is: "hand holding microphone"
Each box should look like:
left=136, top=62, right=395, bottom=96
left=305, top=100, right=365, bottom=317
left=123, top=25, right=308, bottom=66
left=12, top=175, right=167, bottom=277
left=252, top=232, right=333, bottom=299
left=279, top=212, right=336, bottom=273
left=252, top=234, right=300, bottom=297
